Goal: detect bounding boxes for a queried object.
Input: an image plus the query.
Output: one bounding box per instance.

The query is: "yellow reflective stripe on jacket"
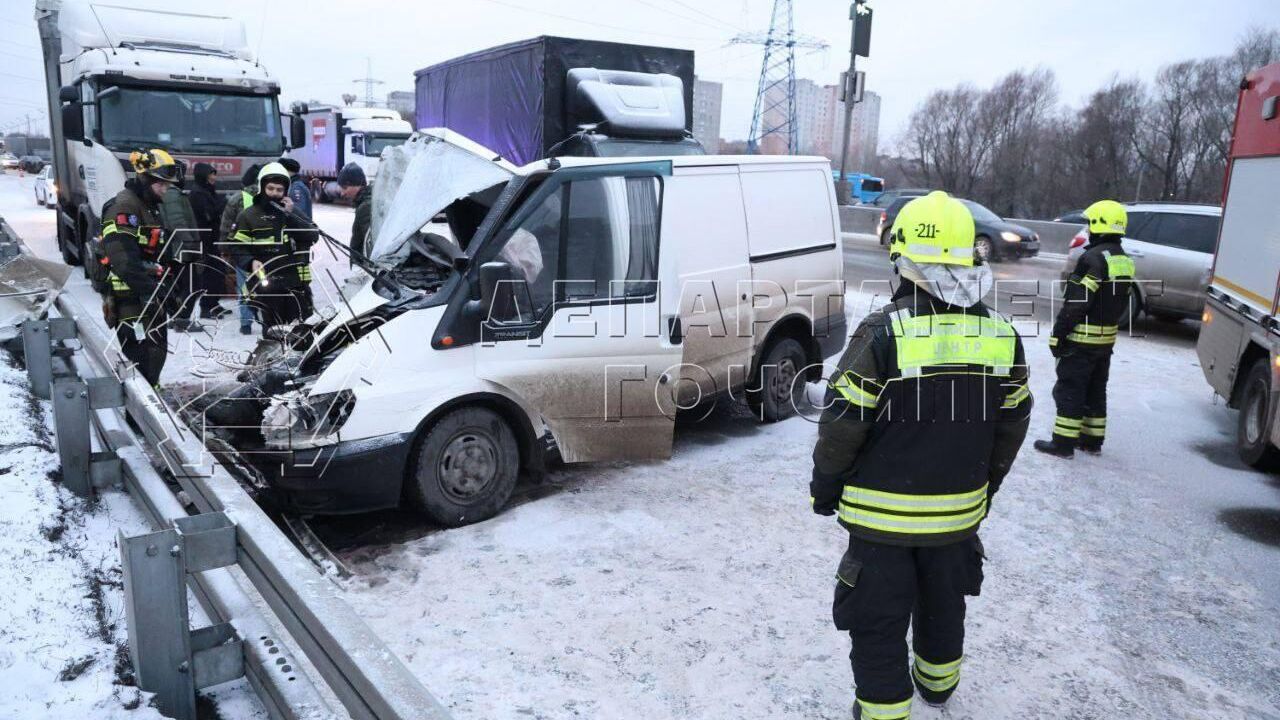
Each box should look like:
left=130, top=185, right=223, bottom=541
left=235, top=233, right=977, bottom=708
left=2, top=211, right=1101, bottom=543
left=1068, top=322, right=1118, bottom=345
left=297, top=265, right=313, bottom=282
left=1106, top=254, right=1136, bottom=279
left=1002, top=382, right=1030, bottom=409
left=839, top=483, right=988, bottom=536
left=1076, top=274, right=1100, bottom=292
left=831, top=371, right=879, bottom=409
left=889, top=313, right=1017, bottom=375
left=107, top=271, right=130, bottom=292
left=242, top=190, right=253, bottom=208
left=855, top=697, right=912, bottom=720
left=232, top=229, right=284, bottom=245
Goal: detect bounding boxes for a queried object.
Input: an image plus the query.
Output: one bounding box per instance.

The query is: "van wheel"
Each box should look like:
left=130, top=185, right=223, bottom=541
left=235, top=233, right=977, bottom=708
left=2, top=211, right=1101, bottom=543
left=748, top=337, right=807, bottom=423
left=1237, top=360, right=1280, bottom=470
left=1116, top=293, right=1142, bottom=331
left=409, top=407, right=519, bottom=527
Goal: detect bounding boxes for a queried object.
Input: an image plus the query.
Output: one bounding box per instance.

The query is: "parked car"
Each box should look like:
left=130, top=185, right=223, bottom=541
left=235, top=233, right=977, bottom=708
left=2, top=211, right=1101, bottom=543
left=869, top=187, right=930, bottom=208
left=1053, top=209, right=1087, bottom=224
left=1059, top=202, right=1221, bottom=327
left=33, top=166, right=56, bottom=207
left=18, top=155, right=45, bottom=173
left=877, top=195, right=1040, bottom=261
left=0, top=153, right=18, bottom=170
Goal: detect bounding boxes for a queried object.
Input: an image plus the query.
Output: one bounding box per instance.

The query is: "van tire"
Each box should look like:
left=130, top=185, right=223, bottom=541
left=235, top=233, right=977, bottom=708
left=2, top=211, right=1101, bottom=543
left=748, top=337, right=807, bottom=423
left=1236, top=359, right=1280, bottom=471
left=409, top=407, right=519, bottom=527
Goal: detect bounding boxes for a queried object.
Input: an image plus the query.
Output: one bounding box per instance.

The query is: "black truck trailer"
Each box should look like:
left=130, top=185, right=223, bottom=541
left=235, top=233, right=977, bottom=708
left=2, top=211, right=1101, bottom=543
left=414, top=36, right=702, bottom=165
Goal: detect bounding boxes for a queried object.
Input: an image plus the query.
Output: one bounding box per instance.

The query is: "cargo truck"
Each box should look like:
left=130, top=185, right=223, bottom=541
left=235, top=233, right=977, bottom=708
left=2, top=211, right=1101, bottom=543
left=34, top=0, right=303, bottom=266
left=286, top=104, right=412, bottom=201
left=414, top=36, right=704, bottom=166
left=1195, top=61, right=1280, bottom=468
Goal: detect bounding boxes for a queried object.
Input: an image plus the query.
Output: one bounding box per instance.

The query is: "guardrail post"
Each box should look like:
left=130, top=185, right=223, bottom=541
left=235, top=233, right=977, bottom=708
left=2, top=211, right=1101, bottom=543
left=21, top=319, right=52, bottom=399
left=120, top=512, right=244, bottom=720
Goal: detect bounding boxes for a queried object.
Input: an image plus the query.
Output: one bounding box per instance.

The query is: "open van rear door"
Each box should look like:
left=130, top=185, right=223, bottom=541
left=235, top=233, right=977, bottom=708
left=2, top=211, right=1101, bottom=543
left=473, top=161, right=685, bottom=462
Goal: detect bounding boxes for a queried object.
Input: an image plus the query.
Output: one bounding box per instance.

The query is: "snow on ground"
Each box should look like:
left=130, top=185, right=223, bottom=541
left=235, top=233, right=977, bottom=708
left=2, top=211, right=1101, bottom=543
left=334, top=292, right=1280, bottom=720
left=0, top=348, right=265, bottom=718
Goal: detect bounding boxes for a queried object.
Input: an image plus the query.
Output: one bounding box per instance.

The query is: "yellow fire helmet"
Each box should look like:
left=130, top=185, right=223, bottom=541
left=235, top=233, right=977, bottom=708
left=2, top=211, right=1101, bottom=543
left=129, top=148, right=181, bottom=184
left=1083, top=199, right=1127, bottom=236
left=889, top=190, right=977, bottom=267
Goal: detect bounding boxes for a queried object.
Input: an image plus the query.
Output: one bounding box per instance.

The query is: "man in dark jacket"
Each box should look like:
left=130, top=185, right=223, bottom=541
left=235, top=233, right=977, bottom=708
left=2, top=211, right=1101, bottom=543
left=1034, top=199, right=1135, bottom=458
left=279, top=157, right=313, bottom=221
left=811, top=192, right=1031, bottom=720
left=336, top=162, right=370, bottom=263
left=185, top=162, right=232, bottom=321
left=231, top=162, right=315, bottom=330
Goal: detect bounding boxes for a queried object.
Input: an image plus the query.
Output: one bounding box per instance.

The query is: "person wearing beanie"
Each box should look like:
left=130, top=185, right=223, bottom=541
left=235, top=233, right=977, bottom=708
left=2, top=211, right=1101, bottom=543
left=278, top=157, right=313, bottom=221
left=337, top=162, right=371, bottom=263
left=185, top=162, right=232, bottom=321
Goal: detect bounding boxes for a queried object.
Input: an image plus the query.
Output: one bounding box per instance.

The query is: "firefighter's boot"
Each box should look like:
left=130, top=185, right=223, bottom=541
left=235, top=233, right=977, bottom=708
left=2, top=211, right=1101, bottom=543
left=1033, top=437, right=1075, bottom=458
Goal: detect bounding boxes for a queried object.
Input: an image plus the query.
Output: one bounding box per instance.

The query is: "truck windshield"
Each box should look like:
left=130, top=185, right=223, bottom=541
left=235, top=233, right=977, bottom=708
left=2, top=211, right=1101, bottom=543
left=362, top=134, right=411, bottom=157
left=99, top=87, right=283, bottom=155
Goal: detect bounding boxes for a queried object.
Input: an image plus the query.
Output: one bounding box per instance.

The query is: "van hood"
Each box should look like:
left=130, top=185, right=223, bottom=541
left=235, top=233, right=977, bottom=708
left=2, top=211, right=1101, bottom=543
left=368, top=129, right=516, bottom=265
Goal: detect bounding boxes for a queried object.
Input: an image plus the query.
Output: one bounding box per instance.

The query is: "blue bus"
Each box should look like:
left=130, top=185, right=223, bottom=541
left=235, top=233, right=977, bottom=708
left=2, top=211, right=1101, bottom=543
left=832, top=172, right=885, bottom=204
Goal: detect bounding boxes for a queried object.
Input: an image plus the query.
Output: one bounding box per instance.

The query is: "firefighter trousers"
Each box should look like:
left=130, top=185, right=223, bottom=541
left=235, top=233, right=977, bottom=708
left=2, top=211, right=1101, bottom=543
left=111, top=301, right=169, bottom=388
left=1051, top=344, right=1112, bottom=447
left=833, top=535, right=984, bottom=719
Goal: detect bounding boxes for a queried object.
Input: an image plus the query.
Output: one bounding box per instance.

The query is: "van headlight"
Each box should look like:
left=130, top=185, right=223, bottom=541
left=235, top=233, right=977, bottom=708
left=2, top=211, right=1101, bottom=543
left=262, top=390, right=356, bottom=447
left=1000, top=231, right=1021, bottom=243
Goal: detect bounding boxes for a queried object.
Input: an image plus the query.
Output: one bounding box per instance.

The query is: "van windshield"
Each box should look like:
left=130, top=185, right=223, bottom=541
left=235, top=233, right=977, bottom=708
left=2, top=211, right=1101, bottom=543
left=99, top=86, right=284, bottom=155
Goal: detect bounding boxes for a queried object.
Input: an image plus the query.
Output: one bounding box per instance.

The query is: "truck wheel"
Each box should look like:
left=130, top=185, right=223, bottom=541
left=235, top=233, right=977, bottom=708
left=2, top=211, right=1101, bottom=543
left=748, top=337, right=807, bottom=423
left=59, top=226, right=79, bottom=266
left=409, top=407, right=519, bottom=527
left=1236, top=359, right=1280, bottom=470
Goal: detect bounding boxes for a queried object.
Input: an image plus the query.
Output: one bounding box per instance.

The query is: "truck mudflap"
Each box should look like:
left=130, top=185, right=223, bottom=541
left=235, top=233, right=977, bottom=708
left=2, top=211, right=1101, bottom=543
left=253, top=432, right=414, bottom=515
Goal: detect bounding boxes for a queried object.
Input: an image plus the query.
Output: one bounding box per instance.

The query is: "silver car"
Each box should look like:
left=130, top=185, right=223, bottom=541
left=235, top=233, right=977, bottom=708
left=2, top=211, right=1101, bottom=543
left=1059, top=202, right=1221, bottom=325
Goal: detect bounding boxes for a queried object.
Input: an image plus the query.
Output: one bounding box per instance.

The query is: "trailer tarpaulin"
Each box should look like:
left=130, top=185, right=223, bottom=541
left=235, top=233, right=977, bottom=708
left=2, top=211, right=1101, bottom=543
left=415, top=36, right=694, bottom=166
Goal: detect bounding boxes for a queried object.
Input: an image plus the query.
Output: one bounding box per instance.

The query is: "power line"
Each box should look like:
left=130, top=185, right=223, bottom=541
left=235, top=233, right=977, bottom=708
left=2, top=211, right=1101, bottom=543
left=659, top=0, right=746, bottom=31
left=632, top=0, right=738, bottom=35
left=473, top=0, right=721, bottom=43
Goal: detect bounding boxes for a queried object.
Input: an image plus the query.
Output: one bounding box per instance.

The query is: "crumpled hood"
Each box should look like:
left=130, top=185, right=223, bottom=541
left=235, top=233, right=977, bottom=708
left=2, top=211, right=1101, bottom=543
left=368, top=129, right=516, bottom=265
left=893, top=256, right=994, bottom=308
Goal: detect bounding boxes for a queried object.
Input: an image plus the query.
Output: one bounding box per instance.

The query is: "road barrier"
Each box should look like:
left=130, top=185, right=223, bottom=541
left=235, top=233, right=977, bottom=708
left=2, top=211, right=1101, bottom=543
left=3, top=218, right=452, bottom=720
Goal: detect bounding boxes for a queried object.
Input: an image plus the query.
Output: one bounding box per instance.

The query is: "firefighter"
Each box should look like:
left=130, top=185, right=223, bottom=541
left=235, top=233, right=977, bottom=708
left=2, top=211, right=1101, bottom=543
left=100, top=148, right=183, bottom=387
left=1034, top=199, right=1135, bottom=458
left=811, top=191, right=1032, bottom=719
left=230, top=162, right=315, bottom=330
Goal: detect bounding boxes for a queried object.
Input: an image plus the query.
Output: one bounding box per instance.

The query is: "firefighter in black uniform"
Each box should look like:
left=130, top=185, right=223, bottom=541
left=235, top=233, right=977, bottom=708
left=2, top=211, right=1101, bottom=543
left=811, top=191, right=1033, bottom=720
left=1034, top=199, right=1135, bottom=457
left=230, top=162, right=316, bottom=330
left=100, top=149, right=183, bottom=387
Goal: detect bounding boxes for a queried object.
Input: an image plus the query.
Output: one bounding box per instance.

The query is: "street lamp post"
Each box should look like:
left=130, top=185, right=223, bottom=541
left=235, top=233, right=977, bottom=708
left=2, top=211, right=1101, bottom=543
left=835, top=1, right=872, bottom=205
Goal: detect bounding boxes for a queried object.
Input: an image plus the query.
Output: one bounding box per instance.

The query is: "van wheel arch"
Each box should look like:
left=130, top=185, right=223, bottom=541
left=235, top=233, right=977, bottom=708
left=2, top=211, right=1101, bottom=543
left=751, top=314, right=822, bottom=384
left=404, top=393, right=544, bottom=504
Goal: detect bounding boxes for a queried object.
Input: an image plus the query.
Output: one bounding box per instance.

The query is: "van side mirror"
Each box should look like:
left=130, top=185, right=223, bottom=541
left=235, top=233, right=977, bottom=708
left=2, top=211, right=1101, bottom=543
left=61, top=103, right=84, bottom=143
left=478, top=261, right=519, bottom=323
left=289, top=115, right=305, bottom=149
left=58, top=85, right=77, bottom=103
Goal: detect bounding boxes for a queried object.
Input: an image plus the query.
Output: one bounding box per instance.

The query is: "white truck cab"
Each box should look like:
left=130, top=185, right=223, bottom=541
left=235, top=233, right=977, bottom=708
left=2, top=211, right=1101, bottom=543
left=230, top=131, right=846, bottom=526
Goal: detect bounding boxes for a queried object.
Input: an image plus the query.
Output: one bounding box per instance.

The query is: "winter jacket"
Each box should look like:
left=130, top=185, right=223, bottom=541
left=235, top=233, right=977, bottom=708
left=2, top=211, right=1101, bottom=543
left=188, top=177, right=226, bottom=253
left=231, top=194, right=316, bottom=289
left=100, top=179, right=167, bottom=303
left=810, top=279, right=1032, bottom=546
left=288, top=178, right=313, bottom=221
left=1052, top=235, right=1135, bottom=350
left=350, top=184, right=373, bottom=261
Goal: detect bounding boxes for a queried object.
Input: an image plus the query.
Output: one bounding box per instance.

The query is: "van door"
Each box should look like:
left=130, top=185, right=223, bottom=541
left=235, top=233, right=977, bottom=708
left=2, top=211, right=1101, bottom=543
left=662, top=165, right=754, bottom=403
left=473, top=162, right=685, bottom=462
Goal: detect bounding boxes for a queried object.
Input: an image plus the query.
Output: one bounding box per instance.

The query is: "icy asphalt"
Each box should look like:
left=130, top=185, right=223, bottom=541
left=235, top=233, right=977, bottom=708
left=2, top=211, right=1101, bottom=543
left=1, top=170, right=1277, bottom=719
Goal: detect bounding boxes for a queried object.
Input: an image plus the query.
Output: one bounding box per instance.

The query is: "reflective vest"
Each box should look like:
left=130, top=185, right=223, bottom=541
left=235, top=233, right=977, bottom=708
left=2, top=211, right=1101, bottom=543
left=834, top=302, right=1021, bottom=545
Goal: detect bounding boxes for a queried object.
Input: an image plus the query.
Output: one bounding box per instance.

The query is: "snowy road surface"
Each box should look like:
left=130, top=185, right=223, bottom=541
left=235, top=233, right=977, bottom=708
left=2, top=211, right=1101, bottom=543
left=2, top=170, right=1279, bottom=719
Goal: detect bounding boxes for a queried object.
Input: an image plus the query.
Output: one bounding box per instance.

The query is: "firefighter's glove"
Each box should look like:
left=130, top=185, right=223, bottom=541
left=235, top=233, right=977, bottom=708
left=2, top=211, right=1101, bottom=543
left=1049, top=336, right=1062, bottom=358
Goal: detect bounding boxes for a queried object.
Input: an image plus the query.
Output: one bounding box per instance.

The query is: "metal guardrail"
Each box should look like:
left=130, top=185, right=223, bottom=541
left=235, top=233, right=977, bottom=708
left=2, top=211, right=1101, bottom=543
left=1, top=218, right=452, bottom=720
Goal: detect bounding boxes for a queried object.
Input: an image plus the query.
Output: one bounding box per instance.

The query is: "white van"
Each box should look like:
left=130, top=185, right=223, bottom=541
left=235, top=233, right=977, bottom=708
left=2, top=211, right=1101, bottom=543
left=244, top=131, right=845, bottom=526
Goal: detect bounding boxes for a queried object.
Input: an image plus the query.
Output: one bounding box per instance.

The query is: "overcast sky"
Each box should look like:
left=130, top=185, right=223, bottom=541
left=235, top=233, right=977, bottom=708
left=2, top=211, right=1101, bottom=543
left=1, top=0, right=1276, bottom=153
